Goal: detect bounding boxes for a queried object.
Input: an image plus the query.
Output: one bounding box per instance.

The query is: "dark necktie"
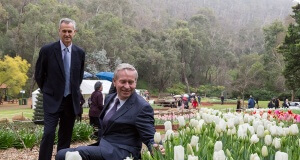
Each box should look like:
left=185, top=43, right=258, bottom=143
left=103, top=98, right=120, bottom=128
left=63, top=48, right=70, bottom=97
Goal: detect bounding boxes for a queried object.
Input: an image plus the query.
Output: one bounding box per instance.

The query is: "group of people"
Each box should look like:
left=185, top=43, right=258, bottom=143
left=35, top=18, right=164, bottom=160
left=176, top=93, right=201, bottom=109
left=268, top=97, right=290, bottom=108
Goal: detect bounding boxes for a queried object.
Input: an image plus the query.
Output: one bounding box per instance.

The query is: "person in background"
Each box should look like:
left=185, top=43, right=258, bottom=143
left=255, top=97, right=259, bottom=108
left=192, top=98, right=198, bottom=109
left=248, top=95, right=255, bottom=108
left=268, top=99, right=275, bottom=108
left=34, top=18, right=85, bottom=160
left=56, top=63, right=164, bottom=160
left=221, top=95, right=225, bottom=105
left=89, top=81, right=103, bottom=128
left=236, top=97, right=241, bottom=112
left=274, top=97, right=280, bottom=109
left=197, top=94, right=201, bottom=106
left=78, top=90, right=85, bottom=122
left=282, top=98, right=290, bottom=108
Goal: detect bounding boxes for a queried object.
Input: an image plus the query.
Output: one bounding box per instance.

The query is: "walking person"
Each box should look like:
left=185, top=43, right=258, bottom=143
left=56, top=63, right=164, bottom=160
left=35, top=18, right=85, bottom=160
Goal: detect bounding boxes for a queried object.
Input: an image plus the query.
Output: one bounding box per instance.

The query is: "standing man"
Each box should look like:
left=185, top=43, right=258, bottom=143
left=248, top=95, right=255, bottom=109
left=35, top=18, right=85, bottom=160
left=221, top=95, right=225, bottom=105
left=56, top=63, right=164, bottom=160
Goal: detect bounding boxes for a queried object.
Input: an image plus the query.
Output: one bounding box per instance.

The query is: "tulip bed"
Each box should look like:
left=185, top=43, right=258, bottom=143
left=144, top=108, right=300, bottom=160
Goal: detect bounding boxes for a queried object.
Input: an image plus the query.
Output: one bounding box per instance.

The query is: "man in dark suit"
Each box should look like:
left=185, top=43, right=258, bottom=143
left=35, top=18, right=85, bottom=160
left=56, top=63, right=164, bottom=160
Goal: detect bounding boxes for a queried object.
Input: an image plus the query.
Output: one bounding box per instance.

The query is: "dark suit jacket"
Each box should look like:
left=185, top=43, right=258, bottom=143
left=35, top=41, right=85, bottom=115
left=98, top=92, right=155, bottom=159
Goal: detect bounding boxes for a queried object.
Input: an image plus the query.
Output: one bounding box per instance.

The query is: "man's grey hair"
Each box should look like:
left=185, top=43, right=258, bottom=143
left=59, top=18, right=76, bottom=30
left=114, top=63, right=138, bottom=81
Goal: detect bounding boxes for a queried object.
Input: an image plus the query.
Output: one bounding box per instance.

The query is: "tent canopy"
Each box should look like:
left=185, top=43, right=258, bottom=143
left=32, top=80, right=112, bottom=109
left=80, top=80, right=111, bottom=94
left=95, top=72, right=114, bottom=82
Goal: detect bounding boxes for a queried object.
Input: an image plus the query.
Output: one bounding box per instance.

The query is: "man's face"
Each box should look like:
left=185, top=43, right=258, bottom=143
left=59, top=22, right=76, bottom=47
left=113, top=69, right=137, bottom=100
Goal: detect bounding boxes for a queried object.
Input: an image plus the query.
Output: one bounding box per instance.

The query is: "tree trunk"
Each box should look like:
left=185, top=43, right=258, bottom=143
left=291, top=89, right=295, bottom=101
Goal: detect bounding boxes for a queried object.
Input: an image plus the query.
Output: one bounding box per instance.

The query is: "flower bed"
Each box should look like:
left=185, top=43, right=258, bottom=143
left=144, top=108, right=300, bottom=160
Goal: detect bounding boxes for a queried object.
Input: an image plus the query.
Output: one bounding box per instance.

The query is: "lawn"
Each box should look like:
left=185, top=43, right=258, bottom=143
left=1, top=100, right=299, bottom=121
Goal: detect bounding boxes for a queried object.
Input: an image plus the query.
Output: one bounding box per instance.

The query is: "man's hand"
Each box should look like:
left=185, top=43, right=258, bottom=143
left=153, top=144, right=165, bottom=155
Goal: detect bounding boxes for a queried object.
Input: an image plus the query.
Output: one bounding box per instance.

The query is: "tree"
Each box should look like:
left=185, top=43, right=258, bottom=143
left=0, top=55, right=30, bottom=98
left=32, top=89, right=43, bottom=122
left=230, top=54, right=264, bottom=104
left=262, top=20, right=286, bottom=92
left=278, top=4, right=300, bottom=101
left=85, top=49, right=110, bottom=74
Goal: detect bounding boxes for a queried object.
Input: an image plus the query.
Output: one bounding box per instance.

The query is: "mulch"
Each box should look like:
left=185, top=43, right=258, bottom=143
left=0, top=141, right=96, bottom=160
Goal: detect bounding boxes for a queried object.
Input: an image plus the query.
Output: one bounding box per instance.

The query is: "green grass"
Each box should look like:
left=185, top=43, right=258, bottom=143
left=0, top=100, right=298, bottom=121
left=0, top=108, right=90, bottom=121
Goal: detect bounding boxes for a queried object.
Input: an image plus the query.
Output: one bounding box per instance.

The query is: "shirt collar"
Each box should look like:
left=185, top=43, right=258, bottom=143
left=115, top=95, right=127, bottom=107
left=60, top=40, right=72, bottom=53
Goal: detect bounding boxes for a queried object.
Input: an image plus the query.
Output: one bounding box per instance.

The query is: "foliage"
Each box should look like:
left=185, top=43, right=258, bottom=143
left=278, top=4, right=300, bottom=92
left=0, top=0, right=295, bottom=96
left=32, top=89, right=44, bottom=121
left=0, top=55, right=30, bottom=98
left=71, top=122, right=94, bottom=142
left=166, top=83, right=186, bottom=95
left=0, top=122, right=93, bottom=150
left=198, top=85, right=225, bottom=97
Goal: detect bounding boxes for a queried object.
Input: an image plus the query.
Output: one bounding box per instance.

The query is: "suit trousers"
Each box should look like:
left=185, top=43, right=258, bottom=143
left=39, top=95, right=76, bottom=160
left=55, top=146, right=105, bottom=160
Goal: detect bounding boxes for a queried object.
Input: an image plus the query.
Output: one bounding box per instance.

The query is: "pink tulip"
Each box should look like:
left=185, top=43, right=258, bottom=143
left=296, top=115, right=300, bottom=123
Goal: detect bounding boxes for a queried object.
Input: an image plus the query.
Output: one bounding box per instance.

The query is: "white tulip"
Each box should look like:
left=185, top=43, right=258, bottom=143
left=174, top=145, right=185, bottom=160
left=164, top=121, right=172, bottom=131
left=270, top=126, right=277, bottom=136
left=214, top=141, right=223, bottom=152
left=247, top=126, right=254, bottom=135
left=289, top=124, right=299, bottom=135
left=279, top=122, right=284, bottom=127
left=165, top=130, right=174, bottom=141
left=264, top=135, right=272, bottom=146
left=154, top=132, right=161, bottom=144
left=261, top=146, right=268, bottom=157
left=190, top=135, right=199, bottom=147
left=275, top=151, right=288, bottom=160
left=65, top=151, right=82, bottom=160
left=213, top=150, right=226, bottom=160
left=215, top=124, right=222, bottom=133
left=276, top=126, right=283, bottom=136
left=219, top=120, right=226, bottom=131
left=272, top=138, right=281, bottom=149
left=250, top=134, right=259, bottom=144
left=124, top=157, right=133, bottom=160
left=262, top=113, right=268, bottom=119
left=238, top=125, right=247, bottom=139
left=227, top=119, right=234, bottom=129
left=282, top=127, right=289, bottom=136
left=188, top=155, right=198, bottom=160
left=250, top=153, right=260, bottom=160
left=256, top=125, right=264, bottom=138
left=177, top=116, right=186, bottom=127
